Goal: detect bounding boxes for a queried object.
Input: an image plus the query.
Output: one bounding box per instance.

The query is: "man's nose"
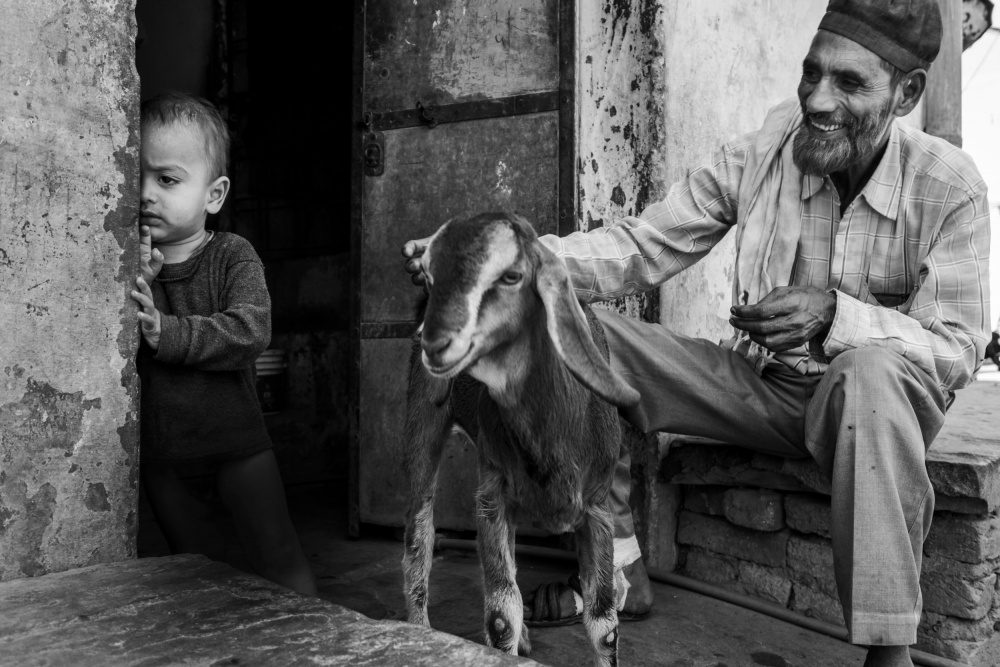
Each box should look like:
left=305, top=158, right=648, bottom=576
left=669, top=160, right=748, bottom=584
left=804, top=78, right=837, bottom=116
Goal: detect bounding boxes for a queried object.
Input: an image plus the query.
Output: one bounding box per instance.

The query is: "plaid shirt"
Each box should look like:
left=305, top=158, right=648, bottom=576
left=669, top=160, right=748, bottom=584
left=543, top=120, right=990, bottom=392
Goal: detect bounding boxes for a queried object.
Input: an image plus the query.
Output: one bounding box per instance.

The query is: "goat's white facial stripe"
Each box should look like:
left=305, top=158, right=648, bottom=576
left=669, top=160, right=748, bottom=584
left=453, top=224, right=520, bottom=346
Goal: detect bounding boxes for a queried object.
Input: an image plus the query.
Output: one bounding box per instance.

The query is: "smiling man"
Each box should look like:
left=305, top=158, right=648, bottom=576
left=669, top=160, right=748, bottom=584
left=403, top=1, right=990, bottom=665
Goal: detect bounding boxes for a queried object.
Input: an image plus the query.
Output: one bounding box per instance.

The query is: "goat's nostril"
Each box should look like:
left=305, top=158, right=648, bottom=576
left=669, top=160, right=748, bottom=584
left=422, top=333, right=452, bottom=357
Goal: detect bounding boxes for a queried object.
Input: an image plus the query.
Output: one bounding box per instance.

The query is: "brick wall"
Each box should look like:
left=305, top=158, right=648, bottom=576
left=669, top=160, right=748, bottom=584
left=674, top=485, right=1000, bottom=665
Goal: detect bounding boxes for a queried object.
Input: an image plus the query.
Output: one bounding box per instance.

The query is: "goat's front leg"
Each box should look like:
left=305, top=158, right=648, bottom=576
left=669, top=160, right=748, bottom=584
left=476, top=465, right=530, bottom=656
left=578, top=502, right=619, bottom=667
left=401, top=368, right=453, bottom=626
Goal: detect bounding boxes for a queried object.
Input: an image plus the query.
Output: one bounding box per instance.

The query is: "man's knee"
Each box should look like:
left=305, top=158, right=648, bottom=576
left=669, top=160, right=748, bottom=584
left=827, top=346, right=910, bottom=387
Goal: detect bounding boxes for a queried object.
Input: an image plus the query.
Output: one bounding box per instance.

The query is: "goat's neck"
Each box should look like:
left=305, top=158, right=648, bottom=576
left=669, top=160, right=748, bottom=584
left=471, top=316, right=589, bottom=446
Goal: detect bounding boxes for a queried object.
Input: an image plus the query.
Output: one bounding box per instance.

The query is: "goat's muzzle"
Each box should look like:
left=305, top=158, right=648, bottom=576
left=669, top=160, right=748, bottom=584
left=420, top=327, right=475, bottom=377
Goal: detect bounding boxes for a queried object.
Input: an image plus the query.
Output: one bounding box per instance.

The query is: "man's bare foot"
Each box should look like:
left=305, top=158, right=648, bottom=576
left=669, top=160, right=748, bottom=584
left=863, top=645, right=913, bottom=667
left=620, top=558, right=653, bottom=616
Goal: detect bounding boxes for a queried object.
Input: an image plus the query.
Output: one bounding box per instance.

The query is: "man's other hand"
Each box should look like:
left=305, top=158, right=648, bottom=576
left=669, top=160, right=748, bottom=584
left=729, top=286, right=836, bottom=353
left=402, top=236, right=431, bottom=287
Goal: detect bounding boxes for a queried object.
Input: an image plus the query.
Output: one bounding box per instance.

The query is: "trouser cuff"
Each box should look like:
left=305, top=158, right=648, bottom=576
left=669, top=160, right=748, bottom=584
left=848, top=611, right=919, bottom=646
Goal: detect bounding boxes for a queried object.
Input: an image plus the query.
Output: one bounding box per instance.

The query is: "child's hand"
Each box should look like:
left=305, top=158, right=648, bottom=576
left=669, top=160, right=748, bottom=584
left=132, top=276, right=162, bottom=350
left=139, top=224, right=164, bottom=283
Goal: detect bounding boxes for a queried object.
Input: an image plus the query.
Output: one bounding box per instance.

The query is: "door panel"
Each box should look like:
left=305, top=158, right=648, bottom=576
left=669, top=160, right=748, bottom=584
left=365, top=0, right=559, bottom=110
left=361, top=112, right=558, bottom=326
left=355, top=0, right=567, bottom=532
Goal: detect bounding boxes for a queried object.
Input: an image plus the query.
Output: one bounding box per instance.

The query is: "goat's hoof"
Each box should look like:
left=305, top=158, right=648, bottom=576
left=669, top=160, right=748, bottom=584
left=486, top=611, right=518, bottom=653
left=518, top=623, right=531, bottom=655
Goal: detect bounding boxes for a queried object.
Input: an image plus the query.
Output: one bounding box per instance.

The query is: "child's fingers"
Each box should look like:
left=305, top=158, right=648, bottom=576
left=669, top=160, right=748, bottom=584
left=131, top=288, right=154, bottom=311
left=136, top=275, right=154, bottom=297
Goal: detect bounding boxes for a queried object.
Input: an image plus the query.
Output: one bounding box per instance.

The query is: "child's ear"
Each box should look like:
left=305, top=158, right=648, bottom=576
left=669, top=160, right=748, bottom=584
left=206, top=176, right=230, bottom=214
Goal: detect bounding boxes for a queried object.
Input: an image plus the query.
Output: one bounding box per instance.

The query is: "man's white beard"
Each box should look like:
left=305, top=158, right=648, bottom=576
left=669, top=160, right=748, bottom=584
left=792, top=98, right=894, bottom=176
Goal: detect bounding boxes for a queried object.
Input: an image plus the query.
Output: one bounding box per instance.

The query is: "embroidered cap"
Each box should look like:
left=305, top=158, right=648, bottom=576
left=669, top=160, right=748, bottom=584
left=818, top=0, right=943, bottom=72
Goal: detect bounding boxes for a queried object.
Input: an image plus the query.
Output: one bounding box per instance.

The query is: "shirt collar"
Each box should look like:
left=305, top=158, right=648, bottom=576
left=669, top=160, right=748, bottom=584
left=797, top=120, right=903, bottom=221
left=857, top=120, right=902, bottom=221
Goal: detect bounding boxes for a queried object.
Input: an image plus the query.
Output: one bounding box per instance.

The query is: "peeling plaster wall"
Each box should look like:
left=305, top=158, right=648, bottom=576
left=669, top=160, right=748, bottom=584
left=0, top=0, right=140, bottom=580
left=578, top=1, right=829, bottom=334
left=656, top=0, right=827, bottom=340
left=578, top=0, right=665, bottom=322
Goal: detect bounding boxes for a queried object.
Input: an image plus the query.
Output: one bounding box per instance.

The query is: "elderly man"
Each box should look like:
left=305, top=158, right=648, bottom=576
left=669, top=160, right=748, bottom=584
left=404, top=0, right=989, bottom=664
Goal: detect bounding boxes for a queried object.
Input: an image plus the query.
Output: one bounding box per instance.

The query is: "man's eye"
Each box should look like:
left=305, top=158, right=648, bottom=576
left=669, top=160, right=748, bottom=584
left=500, top=271, right=522, bottom=285
left=839, top=78, right=861, bottom=92
left=801, top=68, right=820, bottom=83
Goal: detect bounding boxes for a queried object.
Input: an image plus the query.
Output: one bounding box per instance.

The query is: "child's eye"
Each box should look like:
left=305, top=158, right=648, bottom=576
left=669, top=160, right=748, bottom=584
left=158, top=176, right=177, bottom=186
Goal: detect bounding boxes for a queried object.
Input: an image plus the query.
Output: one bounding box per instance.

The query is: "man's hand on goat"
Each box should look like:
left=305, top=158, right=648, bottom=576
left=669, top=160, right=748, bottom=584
left=729, top=286, right=836, bottom=353
left=402, top=236, right=432, bottom=287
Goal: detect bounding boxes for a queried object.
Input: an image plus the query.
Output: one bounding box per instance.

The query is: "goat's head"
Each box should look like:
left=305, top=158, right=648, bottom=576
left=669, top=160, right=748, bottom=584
left=419, top=212, right=639, bottom=408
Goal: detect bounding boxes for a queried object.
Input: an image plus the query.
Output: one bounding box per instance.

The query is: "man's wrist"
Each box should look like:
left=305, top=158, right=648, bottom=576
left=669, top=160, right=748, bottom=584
left=810, top=290, right=838, bottom=356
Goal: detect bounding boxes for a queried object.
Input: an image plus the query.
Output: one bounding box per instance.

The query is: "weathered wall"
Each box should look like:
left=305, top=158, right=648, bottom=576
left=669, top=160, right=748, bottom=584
left=577, top=0, right=665, bottom=322
left=0, top=0, right=140, bottom=581
left=577, top=0, right=827, bottom=334
left=657, top=0, right=828, bottom=341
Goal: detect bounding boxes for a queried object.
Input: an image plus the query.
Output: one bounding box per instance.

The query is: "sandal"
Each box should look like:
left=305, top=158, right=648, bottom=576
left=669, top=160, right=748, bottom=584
left=523, top=574, right=585, bottom=627
left=522, top=574, right=652, bottom=627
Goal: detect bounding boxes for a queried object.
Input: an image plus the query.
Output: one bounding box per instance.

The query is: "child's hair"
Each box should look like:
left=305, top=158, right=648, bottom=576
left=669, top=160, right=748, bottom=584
left=141, top=92, right=230, bottom=181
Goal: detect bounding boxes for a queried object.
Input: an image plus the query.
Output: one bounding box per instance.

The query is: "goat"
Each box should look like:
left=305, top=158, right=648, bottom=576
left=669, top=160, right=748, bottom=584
left=401, top=212, right=641, bottom=667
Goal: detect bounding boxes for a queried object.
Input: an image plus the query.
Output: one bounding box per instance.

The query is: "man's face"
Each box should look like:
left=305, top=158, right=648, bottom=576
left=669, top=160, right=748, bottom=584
left=139, top=122, right=215, bottom=245
left=794, top=30, right=899, bottom=177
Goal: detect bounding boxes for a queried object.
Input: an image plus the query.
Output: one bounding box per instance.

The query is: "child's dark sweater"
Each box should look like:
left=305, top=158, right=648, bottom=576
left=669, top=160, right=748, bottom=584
left=138, top=232, right=272, bottom=462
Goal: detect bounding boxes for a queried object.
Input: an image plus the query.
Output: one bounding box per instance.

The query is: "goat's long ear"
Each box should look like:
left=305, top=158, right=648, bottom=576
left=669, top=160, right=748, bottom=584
left=533, top=242, right=640, bottom=408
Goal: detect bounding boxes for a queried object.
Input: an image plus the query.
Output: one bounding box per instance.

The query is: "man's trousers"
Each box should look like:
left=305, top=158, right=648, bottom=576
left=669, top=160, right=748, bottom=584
left=595, top=307, right=948, bottom=646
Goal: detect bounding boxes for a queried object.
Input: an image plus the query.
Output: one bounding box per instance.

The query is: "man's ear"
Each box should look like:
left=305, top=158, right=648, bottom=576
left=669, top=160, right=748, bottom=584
left=893, top=69, right=926, bottom=118
left=206, top=176, right=230, bottom=214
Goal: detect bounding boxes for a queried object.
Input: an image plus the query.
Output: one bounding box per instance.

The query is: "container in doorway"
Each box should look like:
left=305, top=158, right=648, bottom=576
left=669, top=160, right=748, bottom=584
left=255, top=349, right=288, bottom=414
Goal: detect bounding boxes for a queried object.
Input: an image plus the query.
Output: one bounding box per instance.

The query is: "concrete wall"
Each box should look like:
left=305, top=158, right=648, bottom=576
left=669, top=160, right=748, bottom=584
left=577, top=0, right=827, bottom=335
left=0, top=0, right=140, bottom=581
left=657, top=0, right=828, bottom=340
left=577, top=0, right=665, bottom=323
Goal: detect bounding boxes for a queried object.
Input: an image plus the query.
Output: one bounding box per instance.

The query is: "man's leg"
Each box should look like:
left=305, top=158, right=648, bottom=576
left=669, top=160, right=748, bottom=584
left=805, top=347, right=947, bottom=664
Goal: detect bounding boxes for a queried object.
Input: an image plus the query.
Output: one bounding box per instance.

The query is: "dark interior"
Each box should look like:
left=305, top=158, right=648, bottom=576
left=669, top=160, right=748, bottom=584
left=134, top=0, right=353, bottom=493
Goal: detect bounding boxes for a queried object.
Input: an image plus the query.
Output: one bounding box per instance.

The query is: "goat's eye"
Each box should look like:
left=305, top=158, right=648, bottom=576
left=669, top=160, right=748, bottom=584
left=499, top=271, right=522, bottom=285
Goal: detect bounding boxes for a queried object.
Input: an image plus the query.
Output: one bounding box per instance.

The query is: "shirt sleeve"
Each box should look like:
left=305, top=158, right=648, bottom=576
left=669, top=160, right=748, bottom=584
left=156, top=259, right=272, bottom=371
left=823, top=191, right=991, bottom=392
left=539, top=136, right=752, bottom=303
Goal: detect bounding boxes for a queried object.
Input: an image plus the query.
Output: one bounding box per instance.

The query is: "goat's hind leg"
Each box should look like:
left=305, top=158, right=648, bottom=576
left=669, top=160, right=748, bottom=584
left=476, top=465, right=530, bottom=656
left=401, top=364, right=453, bottom=626
left=578, top=504, right=619, bottom=667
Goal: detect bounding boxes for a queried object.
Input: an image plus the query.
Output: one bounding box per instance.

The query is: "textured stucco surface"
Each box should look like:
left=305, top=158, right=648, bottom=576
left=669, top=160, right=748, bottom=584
left=656, top=0, right=828, bottom=340
left=0, top=0, right=140, bottom=580
left=578, top=0, right=665, bottom=322
left=0, top=554, right=536, bottom=666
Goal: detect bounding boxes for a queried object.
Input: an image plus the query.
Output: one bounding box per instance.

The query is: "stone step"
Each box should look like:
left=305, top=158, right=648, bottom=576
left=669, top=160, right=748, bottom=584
left=661, top=381, right=1000, bottom=514
left=0, top=554, right=533, bottom=667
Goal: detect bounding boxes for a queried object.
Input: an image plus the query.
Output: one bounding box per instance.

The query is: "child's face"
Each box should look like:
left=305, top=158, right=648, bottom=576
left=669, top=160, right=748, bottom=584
left=140, top=122, right=227, bottom=245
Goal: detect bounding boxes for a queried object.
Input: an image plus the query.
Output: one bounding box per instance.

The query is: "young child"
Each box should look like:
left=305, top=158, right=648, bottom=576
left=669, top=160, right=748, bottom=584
left=131, top=93, right=317, bottom=597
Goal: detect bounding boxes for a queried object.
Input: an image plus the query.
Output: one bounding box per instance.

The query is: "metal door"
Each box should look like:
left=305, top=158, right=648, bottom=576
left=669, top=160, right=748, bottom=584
left=350, top=0, right=576, bottom=534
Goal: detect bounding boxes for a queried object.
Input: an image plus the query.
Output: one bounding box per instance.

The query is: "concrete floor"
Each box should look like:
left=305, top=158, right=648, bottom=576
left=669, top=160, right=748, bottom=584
left=139, top=482, right=867, bottom=667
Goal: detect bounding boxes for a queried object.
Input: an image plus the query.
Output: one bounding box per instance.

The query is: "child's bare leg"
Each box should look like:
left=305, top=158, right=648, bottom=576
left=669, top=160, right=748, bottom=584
left=141, top=463, right=226, bottom=561
left=216, top=449, right=318, bottom=597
